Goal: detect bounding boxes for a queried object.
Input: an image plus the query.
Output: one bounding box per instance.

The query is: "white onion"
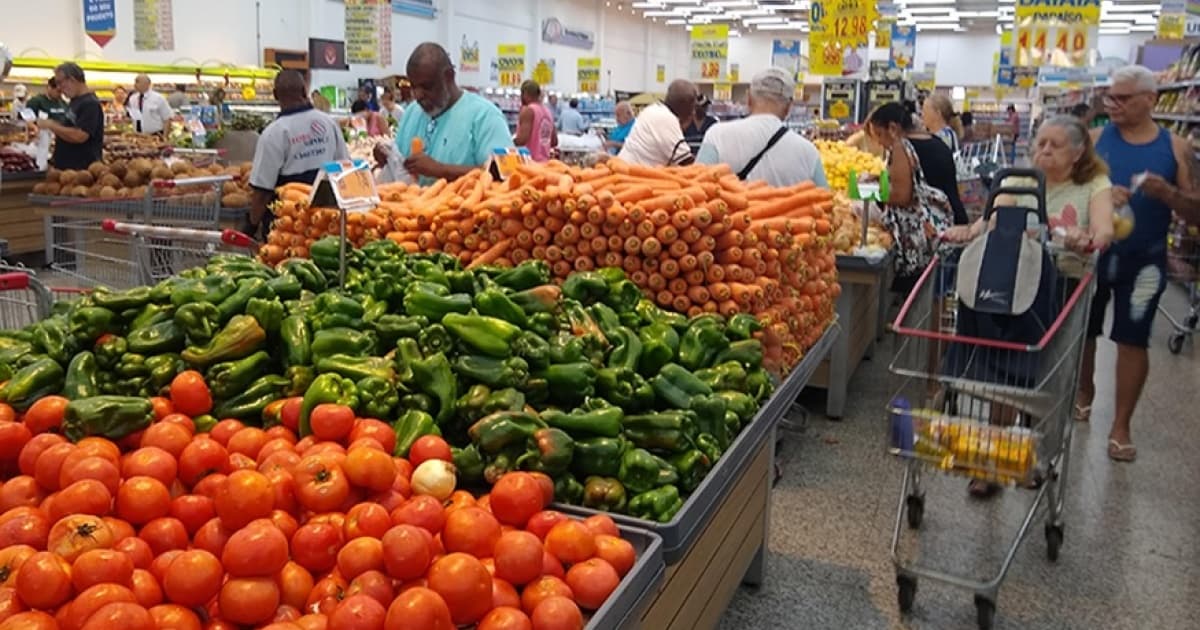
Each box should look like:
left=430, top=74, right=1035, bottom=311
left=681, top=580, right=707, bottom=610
left=411, top=459, right=457, bottom=501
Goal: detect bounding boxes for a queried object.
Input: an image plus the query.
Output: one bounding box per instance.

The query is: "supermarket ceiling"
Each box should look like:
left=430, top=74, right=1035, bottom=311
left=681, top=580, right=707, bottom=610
left=616, top=1, right=1162, bottom=35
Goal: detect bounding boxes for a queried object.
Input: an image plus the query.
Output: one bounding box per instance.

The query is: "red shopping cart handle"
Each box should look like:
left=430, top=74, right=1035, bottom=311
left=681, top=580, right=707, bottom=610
left=101, top=218, right=120, bottom=233
left=0, top=272, right=31, bottom=291
left=221, top=229, right=256, bottom=248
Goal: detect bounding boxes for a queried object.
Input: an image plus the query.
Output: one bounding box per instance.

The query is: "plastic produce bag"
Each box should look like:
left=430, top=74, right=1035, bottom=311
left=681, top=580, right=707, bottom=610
left=374, top=141, right=412, bottom=185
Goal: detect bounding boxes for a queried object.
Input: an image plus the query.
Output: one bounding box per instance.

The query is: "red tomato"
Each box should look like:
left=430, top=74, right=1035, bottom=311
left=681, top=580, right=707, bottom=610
left=519, top=576, right=573, bottom=617
left=491, top=578, right=521, bottom=610
left=21, top=396, right=68, bottom=435
left=102, top=517, right=134, bottom=542
left=592, top=535, right=636, bottom=577
left=138, top=423, right=191, bottom=459
left=565, top=557, right=620, bottom=610
left=48, top=514, right=114, bottom=563
left=113, top=536, right=153, bottom=570
left=292, top=456, right=350, bottom=513
left=148, top=604, right=202, bottom=630
left=543, top=520, right=596, bottom=565
left=156, top=413, right=196, bottom=435
left=51, top=480, right=113, bottom=520
left=427, top=553, right=493, bottom=625
left=162, top=549, right=223, bottom=607
left=226, top=427, right=269, bottom=460
left=530, top=596, right=582, bottom=630
left=264, top=425, right=297, bottom=443
left=137, top=517, right=188, bottom=555
left=329, top=593, right=386, bottom=630
left=0, top=611, right=57, bottom=630
left=345, top=569, right=393, bottom=608
left=343, top=447, right=397, bottom=492
left=336, top=536, right=384, bottom=581
left=525, top=511, right=569, bottom=542
left=0, top=506, right=49, bottom=549
left=17, top=433, right=64, bottom=477
left=33, top=442, right=77, bottom=491
left=58, top=455, right=121, bottom=497
left=289, top=522, right=344, bottom=573
left=407, top=436, right=452, bottom=468
left=191, top=517, right=233, bottom=557
left=489, top=473, right=548, bottom=528
left=227, top=452, right=256, bottom=471
left=147, top=550, right=183, bottom=585
left=169, top=371, right=212, bottom=417
left=148, top=397, right=174, bottom=420
left=278, top=398, right=303, bottom=433
left=275, top=561, right=314, bottom=611
left=309, top=405, right=355, bottom=442
left=71, top=548, right=134, bottom=591
left=222, top=519, right=289, bottom=578
left=60, top=583, right=137, bottom=630
left=79, top=601, right=153, bottom=630
left=0, top=546, right=34, bottom=589
left=129, top=568, right=163, bottom=607
left=218, top=577, right=280, bottom=626
left=348, top=420, right=395, bottom=454
left=581, top=514, right=619, bottom=538
left=390, top=495, right=446, bottom=535
left=493, top=530, right=544, bottom=586
left=169, top=494, right=215, bottom=535
left=343, top=503, right=390, bottom=540
left=116, top=476, right=172, bottom=525
left=0, top=476, right=45, bottom=512
left=14, top=551, right=73, bottom=610
left=177, top=439, right=229, bottom=488
left=257, top=439, right=298, bottom=467
left=0, top=586, right=24, bottom=622
left=120, top=447, right=178, bottom=486
left=478, top=606, right=533, bottom=630
left=384, top=586, right=453, bottom=630
left=442, top=507, right=501, bottom=559
left=214, top=469, right=274, bottom=530
left=191, top=472, right=227, bottom=499
left=380, top=524, right=432, bottom=581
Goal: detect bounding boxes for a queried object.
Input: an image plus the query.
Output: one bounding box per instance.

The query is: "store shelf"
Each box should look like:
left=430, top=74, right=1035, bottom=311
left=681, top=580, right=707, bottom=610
left=1152, top=112, right=1200, bottom=124
left=1158, top=78, right=1200, bottom=91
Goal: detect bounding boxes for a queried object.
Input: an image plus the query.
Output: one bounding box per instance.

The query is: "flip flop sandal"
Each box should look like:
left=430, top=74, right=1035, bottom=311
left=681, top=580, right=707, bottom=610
left=1107, top=439, right=1137, bottom=462
left=967, top=479, right=1002, bottom=498
left=1074, top=404, right=1092, bottom=423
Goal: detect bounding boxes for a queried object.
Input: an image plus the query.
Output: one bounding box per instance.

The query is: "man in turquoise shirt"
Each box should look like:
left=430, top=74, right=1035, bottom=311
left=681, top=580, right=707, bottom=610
left=395, top=42, right=513, bottom=182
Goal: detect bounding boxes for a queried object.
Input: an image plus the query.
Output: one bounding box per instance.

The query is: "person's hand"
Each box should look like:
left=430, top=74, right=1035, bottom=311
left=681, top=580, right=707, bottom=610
left=941, top=225, right=973, bottom=243
left=1061, top=226, right=1092, bottom=253
left=1111, top=185, right=1132, bottom=207
left=1138, top=173, right=1176, bottom=204
left=403, top=152, right=443, bottom=179
left=372, top=144, right=389, bottom=167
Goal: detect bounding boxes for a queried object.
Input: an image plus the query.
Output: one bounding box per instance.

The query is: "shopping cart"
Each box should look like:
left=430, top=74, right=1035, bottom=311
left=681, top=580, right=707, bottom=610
left=100, top=220, right=257, bottom=286
left=1160, top=219, right=1199, bottom=355
left=956, top=135, right=1009, bottom=223
left=885, top=176, right=1095, bottom=629
left=45, top=175, right=235, bottom=288
left=0, top=262, right=91, bottom=329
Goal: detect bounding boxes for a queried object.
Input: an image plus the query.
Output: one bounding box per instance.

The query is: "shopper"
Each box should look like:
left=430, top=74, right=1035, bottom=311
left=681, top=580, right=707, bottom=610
left=109, top=86, right=129, bottom=120
left=129, top=74, right=175, bottom=135
left=9, top=84, right=28, bottom=112
left=1006, top=104, right=1020, bottom=161
left=380, top=88, right=405, bottom=122
left=36, top=62, right=103, bottom=170
left=354, top=85, right=378, bottom=112
left=618, top=79, right=698, bottom=167
left=683, top=94, right=719, bottom=156
left=1077, top=65, right=1199, bottom=462
left=167, top=84, right=188, bottom=109
left=696, top=68, right=826, bottom=188
left=864, top=102, right=962, bottom=291
left=348, top=100, right=388, bottom=136
left=391, top=42, right=513, bottom=183
left=604, top=101, right=635, bottom=154
left=548, top=93, right=564, bottom=121
left=243, top=70, right=349, bottom=240
left=311, top=90, right=332, bottom=113
left=960, top=111, right=974, bottom=142
left=26, top=78, right=67, bottom=122
left=514, top=80, right=557, bottom=163
left=559, top=99, right=589, bottom=136
left=922, top=93, right=962, bottom=154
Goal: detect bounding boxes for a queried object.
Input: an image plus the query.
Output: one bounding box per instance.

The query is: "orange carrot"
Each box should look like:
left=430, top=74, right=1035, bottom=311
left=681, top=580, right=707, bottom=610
left=467, top=238, right=513, bottom=269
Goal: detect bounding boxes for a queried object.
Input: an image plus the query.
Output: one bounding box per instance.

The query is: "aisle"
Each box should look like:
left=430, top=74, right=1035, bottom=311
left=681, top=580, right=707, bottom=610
left=721, top=286, right=1200, bottom=630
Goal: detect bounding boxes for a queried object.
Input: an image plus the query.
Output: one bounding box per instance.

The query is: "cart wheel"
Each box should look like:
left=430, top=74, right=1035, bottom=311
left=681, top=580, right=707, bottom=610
left=1168, top=334, right=1186, bottom=355
left=1184, top=314, right=1199, bottom=330
left=896, top=575, right=917, bottom=613
left=1045, top=523, right=1064, bottom=562
left=974, top=595, right=996, bottom=630
left=905, top=495, right=925, bottom=529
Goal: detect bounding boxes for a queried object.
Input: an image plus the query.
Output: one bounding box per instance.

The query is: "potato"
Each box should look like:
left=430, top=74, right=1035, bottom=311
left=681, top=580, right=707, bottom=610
left=59, top=170, right=77, bottom=186
left=222, top=192, right=250, bottom=208
left=44, top=183, right=61, bottom=195
left=170, top=161, right=192, bottom=175
left=87, top=162, right=107, bottom=179
left=99, top=186, right=117, bottom=199
left=46, top=168, right=61, bottom=182
left=150, top=165, right=174, bottom=181
left=123, top=171, right=143, bottom=188
left=208, top=164, right=224, bottom=175
left=74, top=171, right=95, bottom=187
left=32, top=183, right=47, bottom=194
left=222, top=181, right=240, bottom=195
left=72, top=185, right=89, bottom=197
left=108, top=160, right=128, bottom=179
left=86, top=184, right=102, bottom=198
left=201, top=191, right=218, bottom=207
left=98, top=174, right=122, bottom=188
left=130, top=158, right=153, bottom=176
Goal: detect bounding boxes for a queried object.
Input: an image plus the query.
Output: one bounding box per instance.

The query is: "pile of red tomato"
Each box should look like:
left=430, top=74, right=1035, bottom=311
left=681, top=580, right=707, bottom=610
left=0, top=373, right=638, bottom=630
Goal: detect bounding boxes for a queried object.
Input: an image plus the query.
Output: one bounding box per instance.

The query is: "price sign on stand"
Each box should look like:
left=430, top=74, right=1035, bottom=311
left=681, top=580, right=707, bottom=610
left=1014, top=0, right=1099, bottom=67
left=497, top=44, right=526, bottom=87
left=578, top=58, right=601, bottom=93
left=311, top=160, right=379, bottom=285
left=690, top=24, right=729, bottom=81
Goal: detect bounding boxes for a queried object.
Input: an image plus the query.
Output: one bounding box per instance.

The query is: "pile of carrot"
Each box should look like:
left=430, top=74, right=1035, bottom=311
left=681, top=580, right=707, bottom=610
left=260, top=158, right=839, bottom=373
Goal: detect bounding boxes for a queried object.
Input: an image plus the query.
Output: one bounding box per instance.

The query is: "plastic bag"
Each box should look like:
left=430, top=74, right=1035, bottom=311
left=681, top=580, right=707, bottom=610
left=374, top=142, right=412, bottom=185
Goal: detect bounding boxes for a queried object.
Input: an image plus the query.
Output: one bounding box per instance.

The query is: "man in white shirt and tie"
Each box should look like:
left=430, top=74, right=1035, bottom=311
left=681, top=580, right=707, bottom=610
left=129, top=74, right=175, bottom=134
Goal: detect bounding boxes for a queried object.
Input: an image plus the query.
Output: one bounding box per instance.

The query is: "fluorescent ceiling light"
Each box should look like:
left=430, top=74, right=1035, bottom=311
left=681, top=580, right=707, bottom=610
left=631, top=2, right=663, bottom=8
left=742, top=16, right=786, bottom=24
left=665, top=18, right=688, bottom=24
left=1101, top=2, right=1162, bottom=12
left=1129, top=24, right=1157, bottom=31
left=958, top=11, right=1000, bottom=18
left=902, top=8, right=955, bottom=14
left=710, top=1, right=755, bottom=7
left=1099, top=27, right=1128, bottom=34
left=916, top=23, right=964, bottom=31
left=755, top=22, right=809, bottom=31
left=910, top=16, right=960, bottom=23
left=897, top=0, right=957, bottom=5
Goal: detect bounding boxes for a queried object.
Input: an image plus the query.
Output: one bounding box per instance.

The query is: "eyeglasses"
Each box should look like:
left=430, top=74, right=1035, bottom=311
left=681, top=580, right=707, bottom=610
left=1103, top=92, right=1150, bottom=105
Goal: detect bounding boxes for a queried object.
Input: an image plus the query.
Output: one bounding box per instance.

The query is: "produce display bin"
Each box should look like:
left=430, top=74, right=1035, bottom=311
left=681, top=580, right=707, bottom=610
left=1, top=175, right=48, bottom=257
left=586, top=525, right=665, bottom=630
left=555, top=323, right=838, bottom=564
left=809, top=253, right=892, bottom=418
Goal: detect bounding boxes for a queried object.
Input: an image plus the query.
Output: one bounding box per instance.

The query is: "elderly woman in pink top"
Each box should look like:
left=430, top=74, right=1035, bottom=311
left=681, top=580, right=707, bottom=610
left=515, top=80, right=557, bottom=162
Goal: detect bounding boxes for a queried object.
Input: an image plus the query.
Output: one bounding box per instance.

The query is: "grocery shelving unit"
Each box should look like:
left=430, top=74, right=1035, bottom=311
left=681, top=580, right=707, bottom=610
left=1155, top=54, right=1200, bottom=157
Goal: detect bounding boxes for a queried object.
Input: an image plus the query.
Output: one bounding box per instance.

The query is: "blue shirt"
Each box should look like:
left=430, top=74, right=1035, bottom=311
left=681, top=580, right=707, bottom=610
left=1095, top=124, right=1178, bottom=258
left=609, top=120, right=634, bottom=143
left=395, top=92, right=513, bottom=183
left=559, top=107, right=588, bottom=134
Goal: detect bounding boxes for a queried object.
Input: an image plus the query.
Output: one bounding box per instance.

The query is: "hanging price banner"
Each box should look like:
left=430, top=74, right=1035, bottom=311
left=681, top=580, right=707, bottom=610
left=810, top=0, right=877, bottom=48
left=809, top=32, right=842, bottom=76
left=1014, top=0, right=1099, bottom=67
left=577, top=58, right=600, bottom=93
left=690, top=24, right=729, bottom=80
left=497, top=44, right=526, bottom=87
left=1158, top=0, right=1186, bottom=39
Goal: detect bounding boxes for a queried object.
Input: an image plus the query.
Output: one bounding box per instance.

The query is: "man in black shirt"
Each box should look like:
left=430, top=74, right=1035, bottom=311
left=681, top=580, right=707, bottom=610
left=683, top=94, right=718, bottom=156
left=36, top=62, right=104, bottom=170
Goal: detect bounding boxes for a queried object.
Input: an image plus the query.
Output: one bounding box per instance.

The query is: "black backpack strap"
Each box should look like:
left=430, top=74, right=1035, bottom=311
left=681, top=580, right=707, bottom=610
left=737, top=126, right=789, bottom=180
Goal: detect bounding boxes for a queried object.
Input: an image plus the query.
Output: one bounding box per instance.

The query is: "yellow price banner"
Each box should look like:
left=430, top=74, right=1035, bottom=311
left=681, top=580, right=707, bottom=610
left=809, top=32, right=843, bottom=76
left=1157, top=1, right=1187, bottom=39
left=1014, top=0, right=1099, bottom=67
left=810, top=0, right=878, bottom=48
left=578, top=58, right=601, bottom=93
left=656, top=64, right=665, bottom=83
left=714, top=83, right=732, bottom=101
left=690, top=24, right=729, bottom=80
left=497, top=44, right=526, bottom=87
left=532, top=59, right=554, bottom=86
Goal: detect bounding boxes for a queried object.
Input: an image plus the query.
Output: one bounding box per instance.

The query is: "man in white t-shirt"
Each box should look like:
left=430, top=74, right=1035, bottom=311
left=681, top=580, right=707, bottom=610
left=697, top=68, right=827, bottom=188
left=244, top=71, right=350, bottom=238
left=129, top=74, right=175, bottom=134
left=618, top=79, right=698, bottom=167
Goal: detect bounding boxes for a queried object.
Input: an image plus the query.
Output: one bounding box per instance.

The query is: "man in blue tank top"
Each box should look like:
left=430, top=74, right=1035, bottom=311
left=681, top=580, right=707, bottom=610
left=1081, top=65, right=1199, bottom=462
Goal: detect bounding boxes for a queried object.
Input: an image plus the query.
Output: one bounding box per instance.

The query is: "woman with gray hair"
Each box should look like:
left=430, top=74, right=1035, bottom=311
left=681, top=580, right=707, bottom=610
left=696, top=68, right=826, bottom=188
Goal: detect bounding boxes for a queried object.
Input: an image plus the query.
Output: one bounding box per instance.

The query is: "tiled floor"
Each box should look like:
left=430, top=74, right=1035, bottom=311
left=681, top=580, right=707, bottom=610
left=721, top=285, right=1200, bottom=630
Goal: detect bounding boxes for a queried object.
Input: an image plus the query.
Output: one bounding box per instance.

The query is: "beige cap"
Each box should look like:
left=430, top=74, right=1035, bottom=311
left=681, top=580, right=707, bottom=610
left=749, top=68, right=794, bottom=102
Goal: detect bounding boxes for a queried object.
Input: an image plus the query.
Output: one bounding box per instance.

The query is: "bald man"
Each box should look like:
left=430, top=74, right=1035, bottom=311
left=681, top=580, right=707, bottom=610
left=618, top=79, right=698, bottom=166
left=244, top=70, right=349, bottom=239
left=129, top=73, right=174, bottom=134
left=392, top=42, right=513, bottom=183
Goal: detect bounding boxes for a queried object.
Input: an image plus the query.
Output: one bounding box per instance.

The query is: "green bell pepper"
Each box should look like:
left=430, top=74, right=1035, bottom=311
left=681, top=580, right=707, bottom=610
left=572, top=437, right=626, bottom=478
left=637, top=323, right=679, bottom=377
left=316, top=354, right=396, bottom=383
left=394, top=338, right=423, bottom=390
left=207, top=351, right=272, bottom=400
left=540, top=362, right=597, bottom=404
left=636, top=298, right=688, bottom=331
left=62, top=351, right=100, bottom=400
left=508, top=285, right=562, bottom=316
left=512, top=332, right=550, bottom=370
left=309, top=236, right=347, bottom=273
left=622, top=411, right=695, bottom=452
left=63, top=396, right=154, bottom=442
left=93, top=334, right=127, bottom=370
left=521, top=377, right=549, bottom=405
left=0, top=357, right=65, bottom=411
left=393, top=410, right=440, bottom=457
left=310, top=327, right=377, bottom=361
left=403, top=289, right=472, bottom=323
left=516, top=427, right=574, bottom=475
left=401, top=393, right=435, bottom=415
left=627, top=486, right=683, bottom=523
left=452, top=355, right=529, bottom=389
left=127, top=320, right=185, bottom=355
left=360, top=295, right=388, bottom=324
left=491, top=260, right=550, bottom=291
left=652, top=363, right=714, bottom=410
left=411, top=352, right=458, bottom=425
left=246, top=298, right=285, bottom=335
left=213, top=375, right=288, bottom=420
left=716, top=391, right=758, bottom=423
left=745, top=368, right=774, bottom=402
left=181, top=315, right=266, bottom=368
left=695, top=433, right=722, bottom=463
left=595, top=367, right=656, bottom=411
left=587, top=303, right=622, bottom=341
left=214, top=278, right=271, bottom=324
left=561, top=271, right=609, bottom=304
left=146, top=354, right=184, bottom=393
left=679, top=320, right=730, bottom=370
left=356, top=376, right=400, bottom=419
left=468, top=411, right=546, bottom=454
left=129, top=303, right=174, bottom=331
left=540, top=404, right=623, bottom=438
left=620, top=447, right=666, bottom=494
left=69, top=306, right=119, bottom=344
left=417, top=324, right=453, bottom=357
left=299, top=373, right=359, bottom=436
left=91, top=286, right=156, bottom=312
left=174, top=302, right=221, bottom=344
left=555, top=475, right=585, bottom=505
left=714, top=339, right=765, bottom=370
left=583, top=476, right=627, bottom=512
left=562, top=301, right=607, bottom=356
left=606, top=327, right=643, bottom=372
left=695, top=361, right=748, bottom=392
left=452, top=444, right=485, bottom=484
left=603, top=279, right=642, bottom=314
left=689, top=394, right=730, bottom=452
left=33, top=317, right=74, bottom=364
left=444, top=269, right=475, bottom=295
left=278, top=259, right=327, bottom=292
left=548, top=331, right=587, bottom=364
left=266, top=273, right=303, bottom=300
left=442, top=313, right=521, bottom=358
left=726, top=313, right=763, bottom=340
left=284, top=365, right=315, bottom=397
left=454, top=384, right=492, bottom=425
left=310, top=292, right=365, bottom=331
left=671, top=450, right=712, bottom=493
left=473, top=288, right=529, bottom=328
left=170, top=274, right=236, bottom=307
left=279, top=315, right=311, bottom=369
left=481, top=389, right=525, bottom=415
left=372, top=314, right=427, bottom=348
left=484, top=451, right=520, bottom=485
